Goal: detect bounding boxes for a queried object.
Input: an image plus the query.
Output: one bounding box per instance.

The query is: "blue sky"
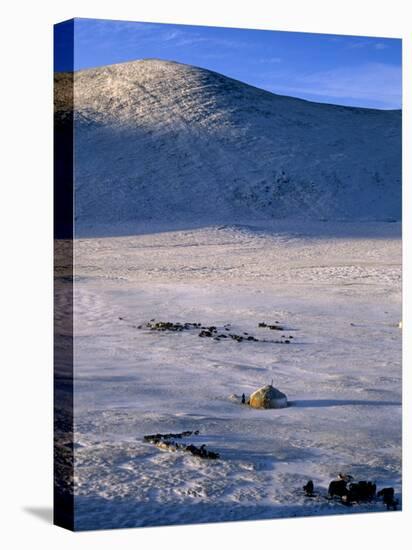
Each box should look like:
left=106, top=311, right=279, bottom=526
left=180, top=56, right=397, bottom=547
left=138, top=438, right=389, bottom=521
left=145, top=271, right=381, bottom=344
left=55, top=18, right=402, bottom=109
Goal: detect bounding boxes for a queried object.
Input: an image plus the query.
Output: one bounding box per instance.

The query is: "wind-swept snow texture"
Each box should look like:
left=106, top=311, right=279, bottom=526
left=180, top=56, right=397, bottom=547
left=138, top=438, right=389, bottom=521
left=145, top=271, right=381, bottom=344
left=67, top=223, right=402, bottom=530
left=54, top=59, right=401, bottom=235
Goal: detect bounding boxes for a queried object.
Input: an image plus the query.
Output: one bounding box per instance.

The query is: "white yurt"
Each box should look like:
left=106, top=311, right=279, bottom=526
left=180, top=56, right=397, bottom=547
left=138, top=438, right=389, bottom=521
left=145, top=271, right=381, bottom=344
left=248, top=384, right=288, bottom=409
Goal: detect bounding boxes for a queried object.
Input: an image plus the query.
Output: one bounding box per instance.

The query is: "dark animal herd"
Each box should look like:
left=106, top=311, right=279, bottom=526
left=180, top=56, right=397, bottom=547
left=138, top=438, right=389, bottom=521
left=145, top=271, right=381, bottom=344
left=144, top=433, right=399, bottom=510
left=303, top=476, right=398, bottom=510
left=121, top=317, right=294, bottom=344
left=144, top=431, right=220, bottom=460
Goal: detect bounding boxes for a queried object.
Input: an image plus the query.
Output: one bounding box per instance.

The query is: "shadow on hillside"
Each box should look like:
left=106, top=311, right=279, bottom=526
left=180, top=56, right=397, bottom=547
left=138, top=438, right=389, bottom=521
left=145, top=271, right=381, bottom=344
left=70, top=219, right=401, bottom=240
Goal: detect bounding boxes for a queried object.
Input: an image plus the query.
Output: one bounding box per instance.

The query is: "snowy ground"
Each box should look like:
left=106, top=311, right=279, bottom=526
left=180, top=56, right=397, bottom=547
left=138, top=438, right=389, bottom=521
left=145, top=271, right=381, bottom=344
left=64, top=221, right=401, bottom=530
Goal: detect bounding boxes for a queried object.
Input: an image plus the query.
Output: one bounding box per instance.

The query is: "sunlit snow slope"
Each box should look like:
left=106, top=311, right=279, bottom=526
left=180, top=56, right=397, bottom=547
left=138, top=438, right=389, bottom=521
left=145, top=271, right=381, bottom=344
left=54, top=59, right=401, bottom=232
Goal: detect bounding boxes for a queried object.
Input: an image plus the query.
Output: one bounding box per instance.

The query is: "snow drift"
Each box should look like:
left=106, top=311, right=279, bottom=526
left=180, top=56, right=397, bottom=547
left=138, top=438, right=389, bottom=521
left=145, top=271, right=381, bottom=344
left=54, top=59, right=401, bottom=231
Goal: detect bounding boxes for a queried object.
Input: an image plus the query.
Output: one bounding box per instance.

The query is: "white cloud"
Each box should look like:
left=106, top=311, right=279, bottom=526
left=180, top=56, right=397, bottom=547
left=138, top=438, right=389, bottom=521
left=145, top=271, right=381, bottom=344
left=345, top=39, right=390, bottom=51
left=264, top=62, right=401, bottom=108
left=258, top=56, right=282, bottom=64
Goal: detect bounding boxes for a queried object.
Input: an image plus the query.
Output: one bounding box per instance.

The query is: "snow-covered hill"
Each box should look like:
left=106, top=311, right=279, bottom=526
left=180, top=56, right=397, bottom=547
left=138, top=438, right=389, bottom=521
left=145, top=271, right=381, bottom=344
left=55, top=59, right=401, bottom=232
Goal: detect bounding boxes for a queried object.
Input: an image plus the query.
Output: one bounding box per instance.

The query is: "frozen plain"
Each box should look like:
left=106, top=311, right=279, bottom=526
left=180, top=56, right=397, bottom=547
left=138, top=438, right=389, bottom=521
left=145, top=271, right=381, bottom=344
left=65, top=220, right=401, bottom=529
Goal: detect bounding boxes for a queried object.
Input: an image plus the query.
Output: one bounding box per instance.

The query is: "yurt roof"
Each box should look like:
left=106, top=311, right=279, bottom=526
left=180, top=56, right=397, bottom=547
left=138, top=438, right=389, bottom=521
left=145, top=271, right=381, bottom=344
left=251, top=385, right=286, bottom=398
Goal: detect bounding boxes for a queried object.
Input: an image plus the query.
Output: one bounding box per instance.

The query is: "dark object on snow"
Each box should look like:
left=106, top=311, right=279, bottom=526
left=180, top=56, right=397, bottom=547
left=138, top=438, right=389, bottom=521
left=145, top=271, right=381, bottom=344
left=140, top=319, right=290, bottom=345
left=323, top=475, right=396, bottom=507
left=338, top=473, right=353, bottom=482
left=241, top=393, right=246, bottom=404
left=144, top=430, right=199, bottom=444
left=143, top=320, right=202, bottom=332
left=377, top=488, right=398, bottom=510
left=328, top=479, right=348, bottom=498
left=342, top=481, right=376, bottom=504
left=303, top=480, right=314, bottom=496
left=258, top=321, right=283, bottom=330
left=144, top=431, right=219, bottom=460
left=228, top=333, right=259, bottom=342
left=249, top=384, right=288, bottom=409
left=185, top=443, right=220, bottom=460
